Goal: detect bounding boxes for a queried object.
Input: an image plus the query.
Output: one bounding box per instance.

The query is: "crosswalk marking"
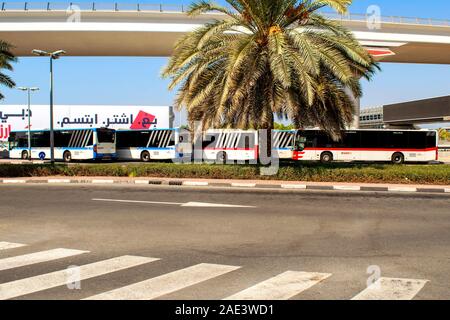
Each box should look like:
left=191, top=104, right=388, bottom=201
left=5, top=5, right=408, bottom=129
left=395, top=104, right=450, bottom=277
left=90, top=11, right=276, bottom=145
left=351, top=277, right=429, bottom=300
left=0, top=248, right=89, bottom=272
left=225, top=271, right=332, bottom=300
left=0, top=242, right=26, bottom=251
left=85, top=263, right=240, bottom=300
left=0, top=255, right=157, bottom=300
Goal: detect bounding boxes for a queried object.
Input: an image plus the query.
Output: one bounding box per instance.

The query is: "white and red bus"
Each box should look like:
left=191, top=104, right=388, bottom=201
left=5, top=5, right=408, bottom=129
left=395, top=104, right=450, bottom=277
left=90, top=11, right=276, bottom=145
left=201, top=129, right=298, bottom=163
left=202, top=130, right=259, bottom=163
left=293, top=129, right=438, bottom=164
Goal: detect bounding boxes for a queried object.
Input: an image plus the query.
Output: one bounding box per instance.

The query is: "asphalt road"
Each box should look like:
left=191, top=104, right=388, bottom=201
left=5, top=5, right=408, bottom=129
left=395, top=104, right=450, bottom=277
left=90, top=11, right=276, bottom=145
left=0, top=184, right=449, bottom=300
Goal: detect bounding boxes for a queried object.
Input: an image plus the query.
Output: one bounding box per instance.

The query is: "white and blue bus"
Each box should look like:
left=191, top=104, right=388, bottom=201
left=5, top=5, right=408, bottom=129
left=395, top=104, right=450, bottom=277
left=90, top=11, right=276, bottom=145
left=116, top=129, right=182, bottom=162
left=8, top=128, right=116, bottom=162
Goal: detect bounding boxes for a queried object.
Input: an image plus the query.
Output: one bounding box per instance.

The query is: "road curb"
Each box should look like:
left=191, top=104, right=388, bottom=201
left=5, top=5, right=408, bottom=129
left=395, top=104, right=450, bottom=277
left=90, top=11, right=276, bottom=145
left=0, top=178, right=449, bottom=194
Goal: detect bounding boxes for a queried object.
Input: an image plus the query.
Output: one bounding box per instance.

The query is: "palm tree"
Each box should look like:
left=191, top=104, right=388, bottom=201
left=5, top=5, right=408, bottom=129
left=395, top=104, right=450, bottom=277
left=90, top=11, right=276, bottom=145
left=0, top=40, right=16, bottom=100
left=162, top=0, right=378, bottom=141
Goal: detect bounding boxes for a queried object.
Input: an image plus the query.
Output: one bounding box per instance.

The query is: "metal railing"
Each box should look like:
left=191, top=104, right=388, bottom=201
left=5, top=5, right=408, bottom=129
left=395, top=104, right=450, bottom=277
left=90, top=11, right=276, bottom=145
left=1, top=2, right=449, bottom=27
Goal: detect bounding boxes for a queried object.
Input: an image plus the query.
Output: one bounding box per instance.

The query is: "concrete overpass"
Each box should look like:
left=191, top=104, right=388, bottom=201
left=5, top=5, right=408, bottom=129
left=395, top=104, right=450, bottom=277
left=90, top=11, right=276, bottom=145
left=0, top=2, right=449, bottom=64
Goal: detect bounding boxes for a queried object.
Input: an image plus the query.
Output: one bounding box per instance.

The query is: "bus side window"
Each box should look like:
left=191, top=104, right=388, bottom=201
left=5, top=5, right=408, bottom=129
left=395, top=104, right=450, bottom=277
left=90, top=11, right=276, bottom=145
left=202, top=135, right=216, bottom=149
left=244, top=136, right=250, bottom=149
left=238, top=134, right=251, bottom=149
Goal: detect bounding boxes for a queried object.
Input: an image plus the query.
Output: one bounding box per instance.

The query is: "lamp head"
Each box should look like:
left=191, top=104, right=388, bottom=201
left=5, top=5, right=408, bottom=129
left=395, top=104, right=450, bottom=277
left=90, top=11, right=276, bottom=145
left=51, top=50, right=66, bottom=59
left=32, top=49, right=48, bottom=56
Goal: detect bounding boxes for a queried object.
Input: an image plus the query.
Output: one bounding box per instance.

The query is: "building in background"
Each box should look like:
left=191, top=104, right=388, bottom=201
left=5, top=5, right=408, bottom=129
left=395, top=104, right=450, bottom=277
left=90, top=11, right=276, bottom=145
left=360, top=95, right=450, bottom=130
left=359, top=107, right=385, bottom=129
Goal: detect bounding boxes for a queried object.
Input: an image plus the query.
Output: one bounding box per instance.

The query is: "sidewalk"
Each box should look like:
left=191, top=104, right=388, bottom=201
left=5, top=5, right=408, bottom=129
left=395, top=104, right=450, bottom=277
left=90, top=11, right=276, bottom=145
left=1, top=176, right=449, bottom=194
left=0, top=159, right=47, bottom=164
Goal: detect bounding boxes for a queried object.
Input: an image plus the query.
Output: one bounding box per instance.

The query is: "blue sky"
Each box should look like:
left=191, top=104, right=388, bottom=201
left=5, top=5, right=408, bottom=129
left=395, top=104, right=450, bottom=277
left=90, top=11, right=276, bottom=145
left=1, top=0, right=449, bottom=126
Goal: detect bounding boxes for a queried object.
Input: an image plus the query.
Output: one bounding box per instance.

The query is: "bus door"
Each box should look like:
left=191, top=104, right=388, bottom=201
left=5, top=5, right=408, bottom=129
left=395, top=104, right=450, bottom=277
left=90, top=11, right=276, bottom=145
left=292, top=132, right=307, bottom=160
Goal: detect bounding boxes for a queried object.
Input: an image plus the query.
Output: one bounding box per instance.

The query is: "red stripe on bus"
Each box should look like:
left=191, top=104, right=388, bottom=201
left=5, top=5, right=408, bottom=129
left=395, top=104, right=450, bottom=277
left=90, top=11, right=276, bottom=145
left=300, top=147, right=438, bottom=152
left=204, top=148, right=255, bottom=151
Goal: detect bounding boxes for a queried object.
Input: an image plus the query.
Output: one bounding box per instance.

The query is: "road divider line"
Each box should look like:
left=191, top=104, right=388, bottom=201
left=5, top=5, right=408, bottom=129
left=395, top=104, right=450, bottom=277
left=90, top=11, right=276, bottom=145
left=92, top=198, right=256, bottom=208
left=92, top=198, right=183, bottom=206
left=0, top=255, right=157, bottom=300
left=2, top=180, right=27, bottom=184
left=181, top=202, right=256, bottom=208
left=351, top=277, right=428, bottom=300
left=231, top=183, right=256, bottom=188
left=224, top=271, right=332, bottom=300
left=0, top=248, right=89, bottom=272
left=48, top=179, right=71, bottom=184
left=85, top=263, right=240, bottom=300
left=388, top=187, right=418, bottom=193
left=182, top=181, right=209, bottom=187
left=0, top=242, right=26, bottom=251
left=281, top=184, right=307, bottom=190
left=333, top=186, right=361, bottom=191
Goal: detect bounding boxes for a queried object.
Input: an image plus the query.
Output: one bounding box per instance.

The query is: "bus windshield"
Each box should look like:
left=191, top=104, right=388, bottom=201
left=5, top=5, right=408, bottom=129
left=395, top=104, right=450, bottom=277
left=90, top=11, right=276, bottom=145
left=97, top=129, right=115, bottom=143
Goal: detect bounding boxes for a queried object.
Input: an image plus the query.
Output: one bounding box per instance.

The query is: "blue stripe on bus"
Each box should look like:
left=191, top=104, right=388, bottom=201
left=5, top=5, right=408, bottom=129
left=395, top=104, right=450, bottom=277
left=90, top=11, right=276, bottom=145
left=13, top=147, right=94, bottom=151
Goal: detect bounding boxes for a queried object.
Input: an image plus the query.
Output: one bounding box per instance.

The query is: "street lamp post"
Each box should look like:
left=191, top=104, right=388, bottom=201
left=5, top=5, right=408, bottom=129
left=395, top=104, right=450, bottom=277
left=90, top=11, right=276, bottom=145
left=18, top=87, right=39, bottom=161
left=32, top=49, right=66, bottom=164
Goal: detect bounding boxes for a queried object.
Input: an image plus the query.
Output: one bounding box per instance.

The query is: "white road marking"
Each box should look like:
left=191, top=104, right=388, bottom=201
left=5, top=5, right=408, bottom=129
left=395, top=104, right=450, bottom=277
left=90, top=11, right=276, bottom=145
left=2, top=180, right=27, bottom=184
left=388, top=187, right=417, bottom=193
left=231, top=183, right=256, bottom=188
left=85, top=263, right=240, bottom=300
left=333, top=186, right=361, bottom=191
left=445, top=188, right=450, bottom=193
left=225, top=271, right=332, bottom=300
left=92, top=198, right=255, bottom=208
left=281, top=184, right=307, bottom=189
left=182, top=181, right=209, bottom=186
left=352, top=277, right=428, bottom=300
left=181, top=202, right=256, bottom=208
left=93, top=198, right=183, bottom=206
left=0, top=242, right=26, bottom=251
left=48, top=179, right=71, bottom=184
left=0, top=248, right=88, bottom=271
left=0, top=255, right=157, bottom=300
left=92, top=180, right=115, bottom=184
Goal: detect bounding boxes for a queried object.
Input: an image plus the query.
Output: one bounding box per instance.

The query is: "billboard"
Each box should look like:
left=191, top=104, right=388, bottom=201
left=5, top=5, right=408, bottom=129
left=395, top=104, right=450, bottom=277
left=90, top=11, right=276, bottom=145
left=0, top=105, right=174, bottom=150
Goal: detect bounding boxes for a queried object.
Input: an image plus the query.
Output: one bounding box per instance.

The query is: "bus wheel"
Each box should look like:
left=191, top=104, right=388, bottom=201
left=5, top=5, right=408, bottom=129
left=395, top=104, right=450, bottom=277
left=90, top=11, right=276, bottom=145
left=216, top=152, right=227, bottom=164
left=21, top=151, right=29, bottom=160
left=140, top=151, right=151, bottom=162
left=63, top=151, right=72, bottom=163
left=391, top=152, right=404, bottom=164
left=320, top=152, right=333, bottom=164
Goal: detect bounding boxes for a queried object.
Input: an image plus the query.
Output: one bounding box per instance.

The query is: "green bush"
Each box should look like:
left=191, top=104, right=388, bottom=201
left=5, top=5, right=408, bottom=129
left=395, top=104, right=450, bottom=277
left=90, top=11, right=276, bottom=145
left=0, top=162, right=449, bottom=185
